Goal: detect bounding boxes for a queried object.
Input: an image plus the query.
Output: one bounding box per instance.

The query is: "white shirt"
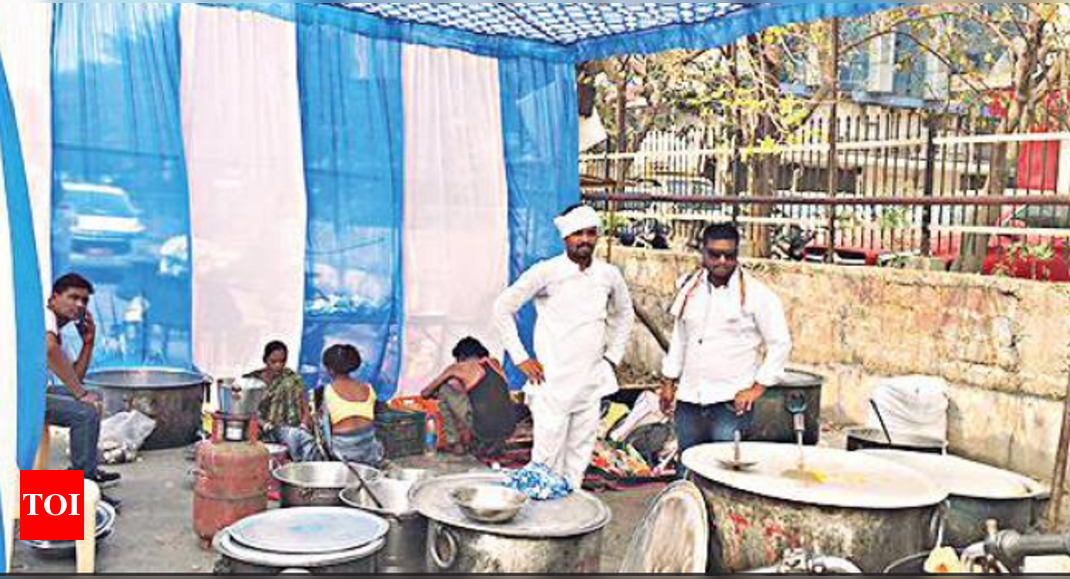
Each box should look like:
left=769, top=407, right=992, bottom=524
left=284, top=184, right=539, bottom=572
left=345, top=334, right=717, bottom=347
left=662, top=271, right=792, bottom=406
left=45, top=306, right=63, bottom=386
left=493, top=254, right=635, bottom=412
left=45, top=306, right=84, bottom=387
left=45, top=306, right=61, bottom=339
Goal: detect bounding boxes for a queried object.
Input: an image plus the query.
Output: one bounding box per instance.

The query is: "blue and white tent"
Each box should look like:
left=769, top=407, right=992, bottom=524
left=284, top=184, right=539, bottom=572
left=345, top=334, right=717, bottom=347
left=0, top=2, right=900, bottom=568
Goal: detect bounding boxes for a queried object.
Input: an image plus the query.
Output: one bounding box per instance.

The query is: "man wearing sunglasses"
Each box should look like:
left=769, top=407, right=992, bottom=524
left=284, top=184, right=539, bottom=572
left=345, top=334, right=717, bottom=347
left=660, top=223, right=793, bottom=466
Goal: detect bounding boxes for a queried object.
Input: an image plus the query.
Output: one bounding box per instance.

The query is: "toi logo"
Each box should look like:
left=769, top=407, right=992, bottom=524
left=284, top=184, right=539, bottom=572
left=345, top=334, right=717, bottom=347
left=19, top=471, right=85, bottom=541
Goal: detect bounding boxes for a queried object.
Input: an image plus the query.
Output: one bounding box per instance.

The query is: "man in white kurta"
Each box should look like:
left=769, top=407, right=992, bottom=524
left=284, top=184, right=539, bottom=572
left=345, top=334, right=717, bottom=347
left=493, top=205, right=634, bottom=489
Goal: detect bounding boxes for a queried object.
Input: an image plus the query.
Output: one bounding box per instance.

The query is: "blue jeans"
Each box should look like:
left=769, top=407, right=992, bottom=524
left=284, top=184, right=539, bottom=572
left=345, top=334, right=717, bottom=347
left=675, top=401, right=754, bottom=476
left=45, top=387, right=101, bottom=475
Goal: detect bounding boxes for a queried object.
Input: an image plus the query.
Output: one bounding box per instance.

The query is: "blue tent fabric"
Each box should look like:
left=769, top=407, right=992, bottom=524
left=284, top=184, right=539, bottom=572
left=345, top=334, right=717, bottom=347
left=51, top=4, right=194, bottom=370
left=499, top=56, right=578, bottom=387
left=0, top=45, right=47, bottom=472
left=208, top=3, right=905, bottom=62
left=296, top=6, right=406, bottom=397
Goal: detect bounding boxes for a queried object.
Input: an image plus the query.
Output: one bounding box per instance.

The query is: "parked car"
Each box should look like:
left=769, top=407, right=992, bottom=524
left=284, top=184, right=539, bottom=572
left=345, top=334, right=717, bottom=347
left=55, top=182, right=145, bottom=268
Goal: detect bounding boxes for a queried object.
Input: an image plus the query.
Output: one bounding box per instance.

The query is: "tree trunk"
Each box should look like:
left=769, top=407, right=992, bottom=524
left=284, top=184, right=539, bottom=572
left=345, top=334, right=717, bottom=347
left=614, top=67, right=629, bottom=192
left=956, top=15, right=1041, bottom=273
left=744, top=35, right=790, bottom=258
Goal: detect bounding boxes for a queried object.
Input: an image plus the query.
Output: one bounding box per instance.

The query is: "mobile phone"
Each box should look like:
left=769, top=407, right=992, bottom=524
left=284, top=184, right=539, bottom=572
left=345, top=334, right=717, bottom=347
left=76, top=311, right=88, bottom=332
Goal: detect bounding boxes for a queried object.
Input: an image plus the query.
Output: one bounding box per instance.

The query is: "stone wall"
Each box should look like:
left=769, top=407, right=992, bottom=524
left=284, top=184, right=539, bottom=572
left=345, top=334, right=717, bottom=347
left=611, top=246, right=1070, bottom=484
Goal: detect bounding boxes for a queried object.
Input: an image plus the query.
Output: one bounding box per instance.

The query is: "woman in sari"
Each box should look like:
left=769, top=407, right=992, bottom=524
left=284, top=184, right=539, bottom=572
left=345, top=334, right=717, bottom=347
left=246, top=341, right=311, bottom=438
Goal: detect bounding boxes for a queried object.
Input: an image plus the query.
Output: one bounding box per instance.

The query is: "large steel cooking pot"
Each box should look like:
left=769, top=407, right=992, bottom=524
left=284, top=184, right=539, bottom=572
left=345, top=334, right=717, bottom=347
left=845, top=427, right=946, bottom=454
left=411, top=473, right=610, bottom=574
left=684, top=442, right=948, bottom=574
left=340, top=479, right=428, bottom=574
left=619, top=481, right=709, bottom=573
left=86, top=368, right=210, bottom=450
left=213, top=507, right=387, bottom=574
left=751, top=370, right=824, bottom=445
left=273, top=462, right=382, bottom=508
left=862, top=450, right=1050, bottom=548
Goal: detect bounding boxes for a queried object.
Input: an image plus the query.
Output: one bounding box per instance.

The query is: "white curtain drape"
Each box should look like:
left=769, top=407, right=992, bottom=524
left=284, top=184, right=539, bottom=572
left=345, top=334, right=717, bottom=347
left=399, top=45, right=510, bottom=396
left=181, top=5, right=308, bottom=380
left=0, top=3, right=53, bottom=298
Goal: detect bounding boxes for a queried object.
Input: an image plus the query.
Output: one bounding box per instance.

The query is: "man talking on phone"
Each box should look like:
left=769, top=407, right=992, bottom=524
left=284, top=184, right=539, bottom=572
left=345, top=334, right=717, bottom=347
left=46, top=273, right=121, bottom=489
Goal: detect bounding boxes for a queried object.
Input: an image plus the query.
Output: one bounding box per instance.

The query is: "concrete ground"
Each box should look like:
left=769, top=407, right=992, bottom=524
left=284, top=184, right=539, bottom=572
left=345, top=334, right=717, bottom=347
left=11, top=436, right=663, bottom=574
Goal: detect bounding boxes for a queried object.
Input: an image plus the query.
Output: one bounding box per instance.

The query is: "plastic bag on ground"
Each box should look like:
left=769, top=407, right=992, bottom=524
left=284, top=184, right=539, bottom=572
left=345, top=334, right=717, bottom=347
left=99, top=410, right=157, bottom=464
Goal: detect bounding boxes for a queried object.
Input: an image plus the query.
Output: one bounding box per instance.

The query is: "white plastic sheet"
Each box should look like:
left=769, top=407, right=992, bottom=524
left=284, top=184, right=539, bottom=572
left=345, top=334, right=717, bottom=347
left=0, top=3, right=52, bottom=299
left=868, top=375, right=950, bottom=442
left=399, top=45, right=510, bottom=396
left=181, top=5, right=308, bottom=379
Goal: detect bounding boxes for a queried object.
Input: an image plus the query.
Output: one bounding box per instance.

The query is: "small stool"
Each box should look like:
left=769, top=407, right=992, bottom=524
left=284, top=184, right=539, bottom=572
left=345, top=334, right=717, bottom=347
left=78, top=479, right=101, bottom=574
left=33, top=426, right=52, bottom=471
left=26, top=427, right=98, bottom=573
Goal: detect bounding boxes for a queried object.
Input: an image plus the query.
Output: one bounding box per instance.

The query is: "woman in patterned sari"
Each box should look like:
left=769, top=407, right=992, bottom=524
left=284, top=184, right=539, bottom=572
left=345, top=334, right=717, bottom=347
left=246, top=341, right=311, bottom=439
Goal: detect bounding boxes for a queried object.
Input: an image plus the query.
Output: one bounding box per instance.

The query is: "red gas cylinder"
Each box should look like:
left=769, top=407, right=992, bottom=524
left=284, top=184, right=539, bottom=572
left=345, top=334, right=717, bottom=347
left=192, top=439, right=270, bottom=547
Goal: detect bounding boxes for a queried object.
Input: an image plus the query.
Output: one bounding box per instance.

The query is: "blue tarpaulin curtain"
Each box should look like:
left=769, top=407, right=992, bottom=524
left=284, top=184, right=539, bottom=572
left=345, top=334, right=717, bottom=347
left=51, top=4, right=193, bottom=370
left=0, top=38, right=47, bottom=570
left=0, top=45, right=47, bottom=472
left=297, top=6, right=405, bottom=397
left=499, top=56, right=580, bottom=388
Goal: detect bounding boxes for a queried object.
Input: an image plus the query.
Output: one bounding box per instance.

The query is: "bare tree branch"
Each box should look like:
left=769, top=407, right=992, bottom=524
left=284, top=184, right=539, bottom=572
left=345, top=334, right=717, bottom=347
left=952, top=5, right=1019, bottom=54
left=839, top=10, right=950, bottom=55
left=894, top=30, right=996, bottom=95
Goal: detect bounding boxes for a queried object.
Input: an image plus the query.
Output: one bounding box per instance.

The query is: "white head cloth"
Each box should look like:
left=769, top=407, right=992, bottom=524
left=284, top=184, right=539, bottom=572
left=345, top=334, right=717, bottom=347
left=554, top=205, right=601, bottom=239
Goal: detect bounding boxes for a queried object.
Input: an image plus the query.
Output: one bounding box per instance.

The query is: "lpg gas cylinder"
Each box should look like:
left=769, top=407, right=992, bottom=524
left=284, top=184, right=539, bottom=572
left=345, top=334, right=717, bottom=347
left=193, top=439, right=270, bottom=547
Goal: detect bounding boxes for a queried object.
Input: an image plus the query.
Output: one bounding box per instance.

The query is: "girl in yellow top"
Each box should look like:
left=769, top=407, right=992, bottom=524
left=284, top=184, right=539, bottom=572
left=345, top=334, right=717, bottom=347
left=277, top=344, right=384, bottom=467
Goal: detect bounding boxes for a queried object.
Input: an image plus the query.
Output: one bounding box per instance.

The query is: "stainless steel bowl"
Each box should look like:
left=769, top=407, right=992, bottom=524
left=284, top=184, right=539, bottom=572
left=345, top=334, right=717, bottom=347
left=273, top=462, right=382, bottom=489
left=273, top=462, right=383, bottom=508
left=450, top=484, right=528, bottom=524
left=340, top=479, right=417, bottom=517
left=22, top=502, right=117, bottom=558
left=384, top=467, right=431, bottom=484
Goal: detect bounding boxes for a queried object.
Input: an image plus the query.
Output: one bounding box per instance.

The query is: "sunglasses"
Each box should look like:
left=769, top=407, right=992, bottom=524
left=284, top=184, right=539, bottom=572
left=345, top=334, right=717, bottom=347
left=704, top=248, right=739, bottom=261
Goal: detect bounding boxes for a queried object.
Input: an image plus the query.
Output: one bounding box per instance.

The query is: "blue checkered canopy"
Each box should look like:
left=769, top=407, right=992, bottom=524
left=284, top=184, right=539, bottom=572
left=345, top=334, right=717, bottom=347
left=340, top=3, right=751, bottom=45
left=225, top=3, right=903, bottom=61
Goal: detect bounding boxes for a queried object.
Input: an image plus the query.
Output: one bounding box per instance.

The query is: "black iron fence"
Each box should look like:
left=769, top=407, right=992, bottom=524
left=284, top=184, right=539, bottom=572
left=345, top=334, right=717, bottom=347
left=581, top=110, right=1070, bottom=280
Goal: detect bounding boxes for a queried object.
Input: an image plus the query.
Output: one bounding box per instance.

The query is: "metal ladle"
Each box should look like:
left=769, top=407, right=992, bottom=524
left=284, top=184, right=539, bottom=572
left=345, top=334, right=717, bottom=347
left=870, top=400, right=895, bottom=445
left=332, top=448, right=385, bottom=510
left=321, top=428, right=385, bottom=510
left=716, top=431, right=759, bottom=471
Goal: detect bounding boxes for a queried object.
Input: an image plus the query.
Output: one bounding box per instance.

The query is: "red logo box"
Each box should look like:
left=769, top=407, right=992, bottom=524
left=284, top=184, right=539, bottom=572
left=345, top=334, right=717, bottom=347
left=19, top=471, right=85, bottom=541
